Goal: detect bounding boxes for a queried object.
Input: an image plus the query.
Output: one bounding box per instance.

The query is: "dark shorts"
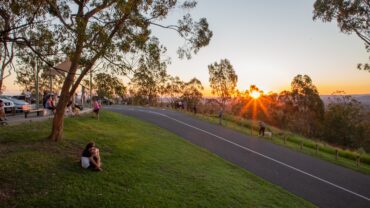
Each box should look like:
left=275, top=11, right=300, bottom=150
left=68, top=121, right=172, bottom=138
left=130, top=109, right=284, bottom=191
left=93, top=109, right=100, bottom=114
left=88, top=157, right=99, bottom=169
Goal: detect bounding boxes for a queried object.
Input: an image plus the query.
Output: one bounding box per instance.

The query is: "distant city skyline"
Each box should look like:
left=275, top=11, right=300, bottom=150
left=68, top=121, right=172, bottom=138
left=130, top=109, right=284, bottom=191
left=3, top=0, right=370, bottom=95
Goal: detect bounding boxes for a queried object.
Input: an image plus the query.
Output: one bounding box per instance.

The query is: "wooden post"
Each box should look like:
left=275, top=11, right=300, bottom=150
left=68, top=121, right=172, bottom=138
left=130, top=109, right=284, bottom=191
left=335, top=149, right=338, bottom=160
left=356, top=156, right=360, bottom=167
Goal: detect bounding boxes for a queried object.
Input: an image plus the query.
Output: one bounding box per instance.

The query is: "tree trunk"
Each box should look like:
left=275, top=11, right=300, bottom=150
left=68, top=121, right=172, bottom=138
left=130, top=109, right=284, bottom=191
left=49, top=107, right=65, bottom=141
left=0, top=78, right=3, bottom=94
left=48, top=63, right=78, bottom=141
left=49, top=93, right=70, bottom=141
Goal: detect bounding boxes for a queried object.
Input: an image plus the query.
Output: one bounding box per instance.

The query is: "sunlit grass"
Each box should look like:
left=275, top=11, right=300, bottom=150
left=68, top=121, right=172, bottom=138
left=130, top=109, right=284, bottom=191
left=191, top=113, right=370, bottom=175
left=0, top=110, right=315, bottom=208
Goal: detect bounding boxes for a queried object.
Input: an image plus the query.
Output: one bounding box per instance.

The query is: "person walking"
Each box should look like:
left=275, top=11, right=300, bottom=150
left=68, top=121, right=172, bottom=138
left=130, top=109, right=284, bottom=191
left=259, top=121, right=266, bottom=136
left=93, top=98, right=101, bottom=120
left=218, top=108, right=224, bottom=125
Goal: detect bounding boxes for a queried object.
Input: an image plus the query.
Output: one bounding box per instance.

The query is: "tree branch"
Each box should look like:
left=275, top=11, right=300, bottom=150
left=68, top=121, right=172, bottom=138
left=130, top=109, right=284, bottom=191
left=84, top=0, right=115, bottom=20
left=46, top=0, right=75, bottom=32
left=353, top=28, right=370, bottom=45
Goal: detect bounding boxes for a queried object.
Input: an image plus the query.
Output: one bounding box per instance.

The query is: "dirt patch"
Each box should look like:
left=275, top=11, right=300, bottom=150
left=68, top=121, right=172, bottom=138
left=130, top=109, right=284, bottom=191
left=0, top=184, right=16, bottom=203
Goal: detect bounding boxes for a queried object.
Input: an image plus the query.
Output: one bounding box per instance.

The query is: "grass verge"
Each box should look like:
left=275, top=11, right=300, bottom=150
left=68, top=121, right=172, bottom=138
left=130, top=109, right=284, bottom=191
left=0, top=110, right=315, bottom=208
left=192, top=113, right=370, bottom=175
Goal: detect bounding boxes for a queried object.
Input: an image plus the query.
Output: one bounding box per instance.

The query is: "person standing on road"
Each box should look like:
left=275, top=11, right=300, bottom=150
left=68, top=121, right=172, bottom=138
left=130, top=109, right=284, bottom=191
left=218, top=108, right=224, bottom=125
left=259, top=121, right=266, bottom=136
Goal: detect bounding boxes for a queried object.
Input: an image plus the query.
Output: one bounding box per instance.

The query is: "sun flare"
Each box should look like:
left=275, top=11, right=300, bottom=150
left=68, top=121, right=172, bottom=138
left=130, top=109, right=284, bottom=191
left=250, top=91, right=261, bottom=99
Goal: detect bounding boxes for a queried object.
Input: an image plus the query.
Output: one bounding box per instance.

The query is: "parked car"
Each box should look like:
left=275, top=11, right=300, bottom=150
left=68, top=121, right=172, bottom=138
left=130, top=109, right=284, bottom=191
left=0, top=98, right=15, bottom=113
left=0, top=96, right=30, bottom=112
left=92, top=96, right=114, bottom=105
left=12, top=95, right=36, bottom=104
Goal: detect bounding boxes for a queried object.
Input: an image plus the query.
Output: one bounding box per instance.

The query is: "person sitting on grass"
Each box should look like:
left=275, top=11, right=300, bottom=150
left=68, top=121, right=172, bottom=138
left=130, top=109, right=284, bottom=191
left=92, top=98, right=101, bottom=120
left=81, top=142, right=102, bottom=171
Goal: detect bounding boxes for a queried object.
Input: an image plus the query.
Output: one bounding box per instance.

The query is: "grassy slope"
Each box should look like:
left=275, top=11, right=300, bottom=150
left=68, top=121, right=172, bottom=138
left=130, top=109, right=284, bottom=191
left=0, top=111, right=315, bottom=208
left=192, top=113, right=370, bottom=175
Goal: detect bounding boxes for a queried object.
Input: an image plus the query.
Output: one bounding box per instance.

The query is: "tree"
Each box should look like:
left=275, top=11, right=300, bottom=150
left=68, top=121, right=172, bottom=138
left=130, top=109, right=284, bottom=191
left=15, top=53, right=64, bottom=95
left=95, top=73, right=126, bottom=100
left=1, top=0, right=212, bottom=141
left=164, top=76, right=185, bottom=107
left=0, top=0, right=49, bottom=92
left=129, top=38, right=168, bottom=106
left=313, top=0, right=369, bottom=72
left=289, top=74, right=324, bottom=137
left=208, top=59, right=238, bottom=108
left=324, top=92, right=370, bottom=150
left=181, top=77, right=203, bottom=110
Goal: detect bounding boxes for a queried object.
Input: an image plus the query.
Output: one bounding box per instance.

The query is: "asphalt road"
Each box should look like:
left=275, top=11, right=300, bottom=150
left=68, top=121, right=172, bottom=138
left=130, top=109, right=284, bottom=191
left=107, top=105, right=370, bottom=208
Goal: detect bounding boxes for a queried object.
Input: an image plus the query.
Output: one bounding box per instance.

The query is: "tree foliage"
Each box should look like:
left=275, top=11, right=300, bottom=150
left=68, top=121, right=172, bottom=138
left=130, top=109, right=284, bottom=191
left=95, top=73, right=125, bottom=99
left=274, top=75, right=324, bottom=137
left=129, top=38, right=168, bottom=105
left=208, top=59, right=238, bottom=108
left=181, top=77, right=203, bottom=109
left=324, top=92, right=370, bottom=149
left=313, top=0, right=370, bottom=72
left=0, top=0, right=212, bottom=141
left=164, top=75, right=185, bottom=106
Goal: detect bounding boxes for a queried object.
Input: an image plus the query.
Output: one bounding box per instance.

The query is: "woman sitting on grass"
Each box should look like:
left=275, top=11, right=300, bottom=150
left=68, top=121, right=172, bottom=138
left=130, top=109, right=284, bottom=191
left=81, top=142, right=102, bottom=171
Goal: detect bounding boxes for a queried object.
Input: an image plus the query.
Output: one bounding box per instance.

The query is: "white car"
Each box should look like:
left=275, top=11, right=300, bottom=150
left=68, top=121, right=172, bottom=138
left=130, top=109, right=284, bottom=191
left=0, top=96, right=30, bottom=112
left=0, top=98, right=15, bottom=113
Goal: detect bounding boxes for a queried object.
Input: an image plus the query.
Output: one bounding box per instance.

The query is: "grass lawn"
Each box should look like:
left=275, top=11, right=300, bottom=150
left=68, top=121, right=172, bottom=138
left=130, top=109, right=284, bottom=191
left=0, top=110, right=315, bottom=208
left=192, top=113, right=370, bottom=175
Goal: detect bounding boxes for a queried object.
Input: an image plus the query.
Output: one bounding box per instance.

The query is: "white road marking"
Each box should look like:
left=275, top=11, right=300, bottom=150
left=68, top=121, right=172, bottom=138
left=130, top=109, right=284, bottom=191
left=129, top=108, right=370, bottom=202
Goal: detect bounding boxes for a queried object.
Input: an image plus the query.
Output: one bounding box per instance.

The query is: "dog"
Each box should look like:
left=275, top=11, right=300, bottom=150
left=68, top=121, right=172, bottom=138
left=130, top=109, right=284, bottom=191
left=265, top=131, right=272, bottom=137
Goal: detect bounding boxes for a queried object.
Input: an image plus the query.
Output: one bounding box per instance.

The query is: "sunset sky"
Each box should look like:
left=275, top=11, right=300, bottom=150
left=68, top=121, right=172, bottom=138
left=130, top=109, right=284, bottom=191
left=153, top=0, right=370, bottom=95
left=3, top=0, right=370, bottom=95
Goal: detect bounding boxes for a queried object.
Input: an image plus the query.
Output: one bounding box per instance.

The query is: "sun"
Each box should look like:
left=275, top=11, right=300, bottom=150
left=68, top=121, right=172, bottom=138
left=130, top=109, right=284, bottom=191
left=250, top=91, right=261, bottom=99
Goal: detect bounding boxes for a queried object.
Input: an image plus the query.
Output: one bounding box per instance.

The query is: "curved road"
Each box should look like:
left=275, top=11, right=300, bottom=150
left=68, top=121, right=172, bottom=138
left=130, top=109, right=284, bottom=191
left=107, top=105, right=370, bottom=208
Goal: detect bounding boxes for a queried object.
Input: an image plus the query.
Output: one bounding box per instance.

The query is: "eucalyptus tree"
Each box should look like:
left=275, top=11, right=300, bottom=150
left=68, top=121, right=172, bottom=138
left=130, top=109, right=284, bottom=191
left=0, top=0, right=47, bottom=93
left=1, top=0, right=212, bottom=141
left=181, top=77, right=203, bottom=110
left=164, top=75, right=185, bottom=107
left=290, top=75, right=324, bottom=137
left=324, top=92, right=370, bottom=149
left=129, top=38, right=169, bottom=106
left=95, top=73, right=126, bottom=99
left=208, top=59, right=238, bottom=108
left=313, top=0, right=369, bottom=72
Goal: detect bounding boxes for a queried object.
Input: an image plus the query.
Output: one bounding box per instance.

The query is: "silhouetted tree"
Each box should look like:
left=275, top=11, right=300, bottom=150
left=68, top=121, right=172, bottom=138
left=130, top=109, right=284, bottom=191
left=275, top=75, right=324, bottom=137
left=95, top=73, right=125, bottom=100
left=181, top=77, right=203, bottom=110
left=313, top=0, right=369, bottom=72
left=324, top=92, right=370, bottom=149
left=208, top=59, right=238, bottom=108
left=164, top=76, right=184, bottom=107
left=129, top=39, right=168, bottom=106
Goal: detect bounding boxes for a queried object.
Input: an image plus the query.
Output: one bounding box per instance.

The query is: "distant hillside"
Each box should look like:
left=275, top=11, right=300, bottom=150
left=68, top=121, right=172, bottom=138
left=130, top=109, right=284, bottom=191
left=321, top=94, right=370, bottom=110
